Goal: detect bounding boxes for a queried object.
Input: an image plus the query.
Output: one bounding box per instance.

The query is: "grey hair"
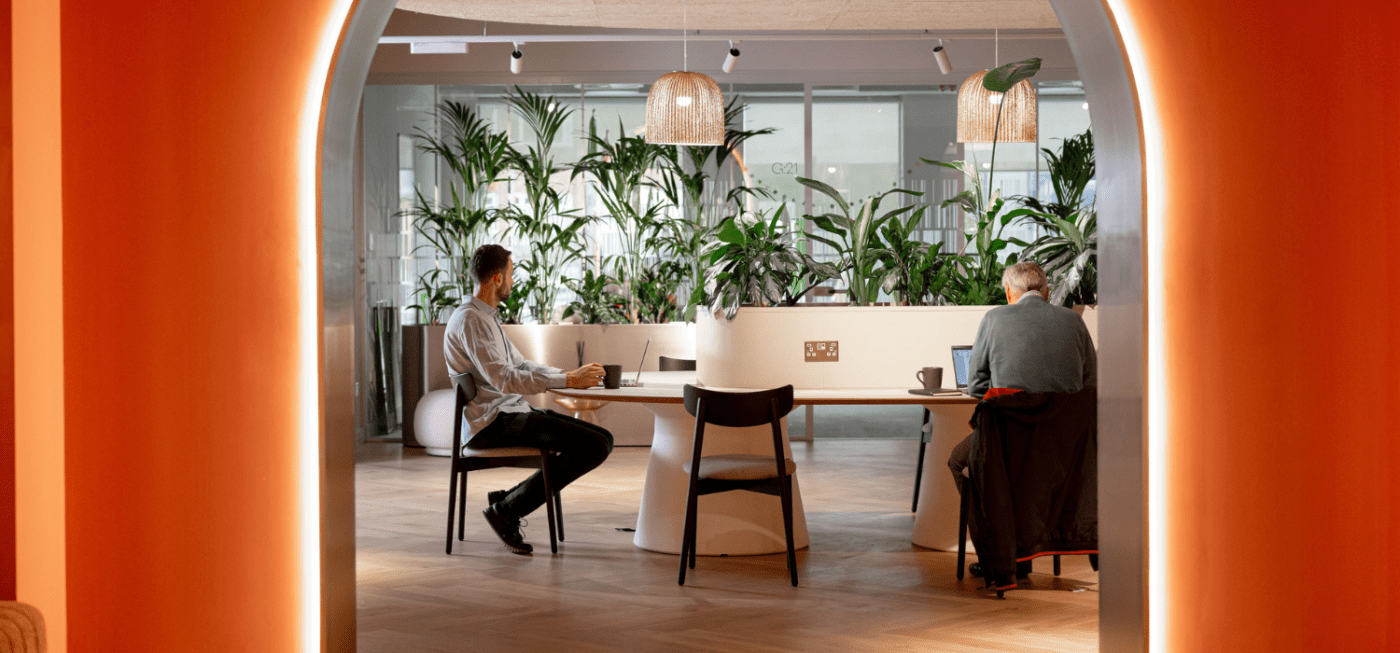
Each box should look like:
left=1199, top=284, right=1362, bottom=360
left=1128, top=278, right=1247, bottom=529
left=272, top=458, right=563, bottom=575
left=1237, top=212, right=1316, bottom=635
left=1002, top=261, right=1049, bottom=295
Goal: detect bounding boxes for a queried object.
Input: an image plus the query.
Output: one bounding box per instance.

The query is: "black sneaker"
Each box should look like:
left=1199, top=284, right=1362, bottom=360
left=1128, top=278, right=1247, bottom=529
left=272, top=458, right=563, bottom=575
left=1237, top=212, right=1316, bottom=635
left=482, top=504, right=533, bottom=555
left=488, top=490, right=507, bottom=506
left=969, top=561, right=1032, bottom=579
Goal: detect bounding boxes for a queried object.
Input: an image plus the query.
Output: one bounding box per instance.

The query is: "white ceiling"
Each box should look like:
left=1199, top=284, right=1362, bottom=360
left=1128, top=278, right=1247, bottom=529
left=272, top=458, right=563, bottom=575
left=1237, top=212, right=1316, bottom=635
left=395, top=0, right=1061, bottom=31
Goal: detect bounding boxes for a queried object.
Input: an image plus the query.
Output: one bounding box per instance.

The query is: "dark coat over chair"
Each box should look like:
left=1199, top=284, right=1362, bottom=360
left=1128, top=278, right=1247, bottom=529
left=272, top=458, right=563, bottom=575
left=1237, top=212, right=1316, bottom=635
left=962, top=387, right=1098, bottom=585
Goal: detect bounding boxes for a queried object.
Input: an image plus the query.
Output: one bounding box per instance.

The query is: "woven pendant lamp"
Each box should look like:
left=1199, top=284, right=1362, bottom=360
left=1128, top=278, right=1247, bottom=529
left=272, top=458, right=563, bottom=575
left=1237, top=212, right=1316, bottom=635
left=956, top=71, right=1037, bottom=143
left=644, top=0, right=724, bottom=146
left=645, top=72, right=725, bottom=146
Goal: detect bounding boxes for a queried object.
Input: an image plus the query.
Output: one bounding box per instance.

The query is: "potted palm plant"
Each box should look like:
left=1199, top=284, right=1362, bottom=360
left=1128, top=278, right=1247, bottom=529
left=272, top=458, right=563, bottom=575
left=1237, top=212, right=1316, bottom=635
left=562, top=267, right=628, bottom=324
left=695, top=204, right=837, bottom=320
left=656, top=97, right=776, bottom=318
left=872, top=209, right=954, bottom=306
left=1011, top=128, right=1097, bottom=306
left=573, top=125, right=669, bottom=323
left=922, top=57, right=1044, bottom=306
left=399, top=100, right=512, bottom=446
left=797, top=178, right=920, bottom=306
left=504, top=88, right=594, bottom=324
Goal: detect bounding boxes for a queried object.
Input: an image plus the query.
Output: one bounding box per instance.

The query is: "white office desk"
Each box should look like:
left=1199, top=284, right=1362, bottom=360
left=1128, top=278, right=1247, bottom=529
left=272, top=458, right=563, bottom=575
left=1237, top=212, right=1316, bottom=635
left=552, top=374, right=977, bottom=555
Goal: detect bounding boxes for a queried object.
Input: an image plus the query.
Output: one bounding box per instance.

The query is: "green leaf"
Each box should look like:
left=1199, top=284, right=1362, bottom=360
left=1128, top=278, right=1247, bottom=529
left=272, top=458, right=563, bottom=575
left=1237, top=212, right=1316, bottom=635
left=715, top=220, right=745, bottom=245
left=982, top=58, right=1042, bottom=93
left=808, top=215, right=846, bottom=238
left=795, top=177, right=850, bottom=214
left=805, top=232, right=842, bottom=251
left=942, top=190, right=981, bottom=214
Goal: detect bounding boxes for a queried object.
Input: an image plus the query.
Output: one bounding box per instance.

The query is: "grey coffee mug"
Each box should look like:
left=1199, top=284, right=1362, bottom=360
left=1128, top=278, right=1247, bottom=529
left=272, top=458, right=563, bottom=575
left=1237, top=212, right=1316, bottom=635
left=603, top=364, right=623, bottom=389
left=916, top=366, right=943, bottom=391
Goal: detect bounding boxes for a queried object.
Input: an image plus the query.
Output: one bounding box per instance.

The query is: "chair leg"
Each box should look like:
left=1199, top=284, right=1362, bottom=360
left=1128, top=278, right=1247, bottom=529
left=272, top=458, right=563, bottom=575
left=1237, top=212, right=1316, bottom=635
left=446, top=469, right=459, bottom=555
left=911, top=441, right=926, bottom=512
left=780, top=476, right=799, bottom=587
left=678, top=479, right=700, bottom=585
left=457, top=472, right=468, bottom=541
left=688, top=510, right=698, bottom=571
left=1054, top=554, right=1061, bottom=576
left=539, top=452, right=559, bottom=555
left=554, top=490, right=565, bottom=541
left=677, top=517, right=691, bottom=586
left=912, top=408, right=930, bottom=512
left=956, top=480, right=970, bottom=580
left=687, top=484, right=700, bottom=570
left=1089, top=553, right=1099, bottom=572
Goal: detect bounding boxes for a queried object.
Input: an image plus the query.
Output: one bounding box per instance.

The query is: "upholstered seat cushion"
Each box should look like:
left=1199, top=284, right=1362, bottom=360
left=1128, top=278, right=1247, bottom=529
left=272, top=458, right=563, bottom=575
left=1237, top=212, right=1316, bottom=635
left=682, top=454, right=797, bottom=481
left=461, top=445, right=545, bottom=458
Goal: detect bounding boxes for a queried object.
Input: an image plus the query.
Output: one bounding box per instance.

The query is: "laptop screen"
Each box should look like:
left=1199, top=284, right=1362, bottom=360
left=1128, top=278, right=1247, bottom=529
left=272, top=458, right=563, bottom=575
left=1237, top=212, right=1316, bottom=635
left=951, top=346, right=973, bottom=388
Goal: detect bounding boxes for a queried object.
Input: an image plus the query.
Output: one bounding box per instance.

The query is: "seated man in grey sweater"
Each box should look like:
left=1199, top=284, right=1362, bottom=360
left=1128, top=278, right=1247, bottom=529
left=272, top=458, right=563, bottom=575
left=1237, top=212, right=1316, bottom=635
left=445, top=244, right=613, bottom=555
left=947, top=261, right=1097, bottom=575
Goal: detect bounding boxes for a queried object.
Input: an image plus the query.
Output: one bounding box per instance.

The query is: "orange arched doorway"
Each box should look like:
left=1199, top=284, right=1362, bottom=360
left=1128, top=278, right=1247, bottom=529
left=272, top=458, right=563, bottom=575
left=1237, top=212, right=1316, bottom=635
left=316, top=1, right=1147, bottom=651
left=14, top=0, right=1399, bottom=650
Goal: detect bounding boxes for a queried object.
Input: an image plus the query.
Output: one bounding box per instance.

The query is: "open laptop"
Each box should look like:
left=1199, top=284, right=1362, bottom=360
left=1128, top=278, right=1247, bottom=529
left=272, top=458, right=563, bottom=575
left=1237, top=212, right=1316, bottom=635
left=910, top=345, right=973, bottom=395
left=619, top=338, right=650, bottom=387
left=949, top=345, right=973, bottom=394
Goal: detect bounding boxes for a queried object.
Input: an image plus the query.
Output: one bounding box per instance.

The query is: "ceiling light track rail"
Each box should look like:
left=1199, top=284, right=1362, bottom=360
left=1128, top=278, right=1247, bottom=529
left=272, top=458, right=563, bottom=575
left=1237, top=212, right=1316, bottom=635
left=379, top=30, right=1065, bottom=46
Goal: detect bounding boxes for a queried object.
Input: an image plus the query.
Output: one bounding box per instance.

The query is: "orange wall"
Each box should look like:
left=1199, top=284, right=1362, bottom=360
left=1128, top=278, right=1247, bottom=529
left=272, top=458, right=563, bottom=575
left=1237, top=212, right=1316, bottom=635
left=13, top=0, right=1398, bottom=650
left=57, top=0, right=338, bottom=649
left=1121, top=0, right=1400, bottom=650
left=0, top=0, right=13, bottom=603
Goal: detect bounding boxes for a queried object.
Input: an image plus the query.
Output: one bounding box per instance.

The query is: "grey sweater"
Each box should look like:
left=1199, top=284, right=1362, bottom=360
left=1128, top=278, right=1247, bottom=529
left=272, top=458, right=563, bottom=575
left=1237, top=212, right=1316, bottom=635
left=967, top=293, right=1097, bottom=399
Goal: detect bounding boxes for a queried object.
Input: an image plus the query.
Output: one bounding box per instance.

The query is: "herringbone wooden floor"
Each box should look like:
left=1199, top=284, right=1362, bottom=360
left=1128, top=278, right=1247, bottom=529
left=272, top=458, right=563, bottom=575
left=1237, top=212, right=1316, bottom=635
left=357, top=440, right=1098, bottom=652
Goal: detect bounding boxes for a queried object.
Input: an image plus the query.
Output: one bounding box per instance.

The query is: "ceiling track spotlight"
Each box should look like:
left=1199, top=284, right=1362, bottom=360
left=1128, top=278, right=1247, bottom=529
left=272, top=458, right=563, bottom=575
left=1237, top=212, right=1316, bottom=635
left=510, top=41, right=523, bottom=74
left=722, top=39, right=741, bottom=73
left=933, top=38, right=952, bottom=75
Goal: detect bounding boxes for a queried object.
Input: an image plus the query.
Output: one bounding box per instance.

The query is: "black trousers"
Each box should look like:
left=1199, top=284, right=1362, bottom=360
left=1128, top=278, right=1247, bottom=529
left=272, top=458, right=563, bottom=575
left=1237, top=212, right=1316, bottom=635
left=467, top=407, right=614, bottom=520
left=947, top=431, right=974, bottom=498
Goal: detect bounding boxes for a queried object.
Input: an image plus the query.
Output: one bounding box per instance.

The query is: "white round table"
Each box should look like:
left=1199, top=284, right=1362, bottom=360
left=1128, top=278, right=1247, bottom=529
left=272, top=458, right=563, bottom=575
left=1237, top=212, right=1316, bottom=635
left=552, top=373, right=978, bottom=556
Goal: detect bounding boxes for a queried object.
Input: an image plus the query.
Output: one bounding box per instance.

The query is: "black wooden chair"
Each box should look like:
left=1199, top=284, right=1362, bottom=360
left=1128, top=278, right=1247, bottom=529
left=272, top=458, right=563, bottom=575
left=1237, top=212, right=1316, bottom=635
left=678, top=384, right=799, bottom=586
left=658, top=356, right=697, bottom=371
left=445, top=372, right=563, bottom=555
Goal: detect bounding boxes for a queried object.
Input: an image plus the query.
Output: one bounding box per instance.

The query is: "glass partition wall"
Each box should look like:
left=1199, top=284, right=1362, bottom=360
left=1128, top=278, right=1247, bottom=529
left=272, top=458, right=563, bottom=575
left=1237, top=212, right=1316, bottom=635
left=360, top=81, right=1090, bottom=432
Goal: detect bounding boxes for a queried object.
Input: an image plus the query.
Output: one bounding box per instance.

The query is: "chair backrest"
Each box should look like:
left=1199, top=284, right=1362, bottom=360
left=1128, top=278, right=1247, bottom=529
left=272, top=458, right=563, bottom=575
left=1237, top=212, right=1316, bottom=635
left=448, top=372, right=479, bottom=459
left=683, top=384, right=794, bottom=428
left=449, top=371, right=478, bottom=404
left=658, top=356, right=697, bottom=372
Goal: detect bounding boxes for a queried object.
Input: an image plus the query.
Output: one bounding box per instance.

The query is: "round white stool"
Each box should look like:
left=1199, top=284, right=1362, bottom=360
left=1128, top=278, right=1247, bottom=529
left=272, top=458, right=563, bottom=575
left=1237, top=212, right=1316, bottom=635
left=413, top=389, right=457, bottom=456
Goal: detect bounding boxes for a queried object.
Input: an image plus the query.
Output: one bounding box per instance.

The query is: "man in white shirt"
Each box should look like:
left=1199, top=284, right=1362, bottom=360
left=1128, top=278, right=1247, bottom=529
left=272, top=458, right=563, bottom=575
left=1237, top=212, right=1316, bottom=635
left=444, top=244, right=612, bottom=555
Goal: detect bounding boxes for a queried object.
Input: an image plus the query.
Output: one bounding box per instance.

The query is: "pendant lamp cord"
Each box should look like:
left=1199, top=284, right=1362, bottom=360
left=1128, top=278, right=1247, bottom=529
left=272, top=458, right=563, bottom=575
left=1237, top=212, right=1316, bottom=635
left=682, top=0, right=689, bottom=72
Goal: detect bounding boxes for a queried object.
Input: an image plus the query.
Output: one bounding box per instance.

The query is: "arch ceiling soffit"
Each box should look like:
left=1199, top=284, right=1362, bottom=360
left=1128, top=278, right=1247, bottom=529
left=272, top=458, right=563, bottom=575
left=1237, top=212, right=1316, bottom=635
left=395, top=0, right=1061, bottom=31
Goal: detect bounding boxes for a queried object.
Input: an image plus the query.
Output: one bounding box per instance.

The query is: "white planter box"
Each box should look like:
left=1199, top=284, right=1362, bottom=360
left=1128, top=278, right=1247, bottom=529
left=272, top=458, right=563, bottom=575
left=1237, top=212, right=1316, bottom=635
left=697, top=305, right=1098, bottom=390
left=501, top=323, right=695, bottom=372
